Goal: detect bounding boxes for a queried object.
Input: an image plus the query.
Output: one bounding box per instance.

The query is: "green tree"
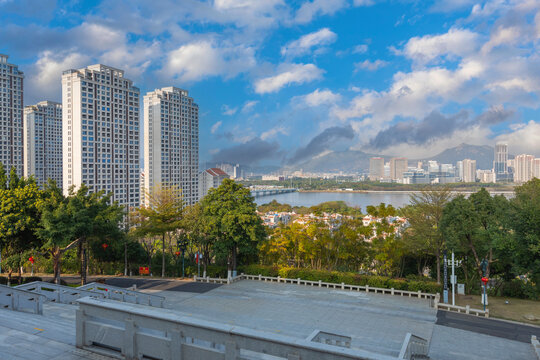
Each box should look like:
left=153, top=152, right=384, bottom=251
left=508, top=178, right=540, bottom=292
left=130, top=184, right=184, bottom=277
left=0, top=172, right=43, bottom=284
left=440, top=189, right=510, bottom=291
left=403, top=187, right=453, bottom=283
left=38, top=182, right=124, bottom=284
left=200, top=179, right=265, bottom=274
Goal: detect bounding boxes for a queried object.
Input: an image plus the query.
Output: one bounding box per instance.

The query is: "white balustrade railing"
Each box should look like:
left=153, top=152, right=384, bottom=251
left=76, top=296, right=397, bottom=360
left=398, top=333, right=429, bottom=360
left=15, top=281, right=105, bottom=304
left=195, top=274, right=437, bottom=302
left=436, top=302, right=489, bottom=318
left=78, top=282, right=165, bottom=308
left=0, top=284, right=45, bottom=315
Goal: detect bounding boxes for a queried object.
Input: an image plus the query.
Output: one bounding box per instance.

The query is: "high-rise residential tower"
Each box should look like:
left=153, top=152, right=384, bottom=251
left=462, top=159, right=477, bottom=183
left=62, top=64, right=140, bottom=209
left=24, top=101, right=62, bottom=187
left=369, top=157, right=384, bottom=181
left=0, top=54, right=24, bottom=175
left=514, top=154, right=535, bottom=183
left=494, top=143, right=508, bottom=181
left=143, top=87, right=199, bottom=206
left=390, top=157, right=408, bottom=180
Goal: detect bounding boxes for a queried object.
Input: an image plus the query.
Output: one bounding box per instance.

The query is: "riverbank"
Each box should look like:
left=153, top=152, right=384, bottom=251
left=297, top=189, right=515, bottom=194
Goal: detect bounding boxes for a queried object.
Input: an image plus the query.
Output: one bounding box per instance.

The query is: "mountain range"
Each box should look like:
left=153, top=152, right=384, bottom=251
left=285, top=143, right=501, bottom=173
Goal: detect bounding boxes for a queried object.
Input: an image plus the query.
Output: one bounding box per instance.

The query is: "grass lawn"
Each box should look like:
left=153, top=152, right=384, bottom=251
left=455, top=294, right=540, bottom=325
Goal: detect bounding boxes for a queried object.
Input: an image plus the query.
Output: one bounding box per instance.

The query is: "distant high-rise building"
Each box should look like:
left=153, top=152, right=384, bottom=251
left=62, top=64, right=140, bottom=209
left=390, top=157, right=408, bottom=180
left=514, top=154, right=535, bottom=183
left=533, top=158, right=540, bottom=179
left=0, top=54, right=24, bottom=175
left=477, top=169, right=496, bottom=184
left=494, top=143, right=508, bottom=181
left=143, top=87, right=199, bottom=207
left=199, top=168, right=229, bottom=198
left=462, top=159, right=476, bottom=182
left=456, top=161, right=463, bottom=181
left=369, top=157, right=384, bottom=181
left=23, top=101, right=62, bottom=187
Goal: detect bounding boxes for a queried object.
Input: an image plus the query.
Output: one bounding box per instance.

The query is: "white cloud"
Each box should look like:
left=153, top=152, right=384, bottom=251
left=293, top=88, right=341, bottom=107
left=353, top=0, right=374, bottom=5
left=261, top=126, right=288, bottom=140
left=164, top=40, right=255, bottom=82
left=254, top=63, right=324, bottom=94
left=26, top=50, right=90, bottom=103
left=281, top=28, right=337, bottom=58
left=221, top=105, right=238, bottom=116
left=213, top=0, right=288, bottom=29
left=402, top=28, right=480, bottom=65
left=482, top=25, right=524, bottom=53
left=353, top=44, right=368, bottom=54
left=241, top=100, right=259, bottom=112
left=294, top=0, right=348, bottom=24
left=354, top=59, right=388, bottom=71
left=333, top=59, right=484, bottom=123
left=495, top=120, right=540, bottom=156
left=211, top=121, right=223, bottom=134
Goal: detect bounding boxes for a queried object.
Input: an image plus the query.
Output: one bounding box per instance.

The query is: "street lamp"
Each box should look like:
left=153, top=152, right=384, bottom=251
left=177, top=234, right=188, bottom=279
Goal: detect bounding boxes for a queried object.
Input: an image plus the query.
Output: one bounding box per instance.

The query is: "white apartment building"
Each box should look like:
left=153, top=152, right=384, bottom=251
left=462, top=159, right=476, bottom=183
left=62, top=64, right=140, bottom=209
left=390, top=157, right=408, bottom=180
left=199, top=168, right=229, bottom=199
left=477, top=169, right=496, bottom=184
left=24, top=101, right=62, bottom=187
left=514, top=154, right=535, bottom=183
left=143, top=87, right=199, bottom=206
left=0, top=54, right=24, bottom=175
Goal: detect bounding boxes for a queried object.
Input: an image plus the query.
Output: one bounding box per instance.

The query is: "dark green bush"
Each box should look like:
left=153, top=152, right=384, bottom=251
left=240, top=264, right=279, bottom=277
left=387, top=278, right=408, bottom=290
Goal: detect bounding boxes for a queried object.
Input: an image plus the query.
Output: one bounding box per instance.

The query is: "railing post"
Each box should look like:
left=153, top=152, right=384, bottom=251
left=466, top=305, right=470, bottom=314
left=124, top=318, right=136, bottom=359
left=485, top=309, right=489, bottom=318
left=258, top=274, right=262, bottom=281
left=318, top=280, right=322, bottom=287
left=225, top=341, right=238, bottom=360
left=365, top=285, right=369, bottom=292
left=341, top=282, right=345, bottom=289
left=418, top=290, right=421, bottom=298
left=298, top=278, right=301, bottom=284
left=391, top=288, right=395, bottom=295
left=170, top=329, right=183, bottom=360
left=76, top=308, right=85, bottom=348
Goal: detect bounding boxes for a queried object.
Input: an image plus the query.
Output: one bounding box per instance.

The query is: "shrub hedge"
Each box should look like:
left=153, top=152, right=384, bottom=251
left=240, top=265, right=442, bottom=294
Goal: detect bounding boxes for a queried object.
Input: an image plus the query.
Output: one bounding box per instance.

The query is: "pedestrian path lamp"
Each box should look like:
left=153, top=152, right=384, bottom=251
left=177, top=235, right=188, bottom=278
left=481, top=277, right=489, bottom=311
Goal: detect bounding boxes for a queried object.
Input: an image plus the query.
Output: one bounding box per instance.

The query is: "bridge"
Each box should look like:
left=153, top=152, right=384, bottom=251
left=250, top=187, right=297, bottom=198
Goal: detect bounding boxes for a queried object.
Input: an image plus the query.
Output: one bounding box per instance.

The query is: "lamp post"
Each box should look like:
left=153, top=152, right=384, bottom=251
left=177, top=235, right=188, bottom=279
left=480, top=258, right=489, bottom=311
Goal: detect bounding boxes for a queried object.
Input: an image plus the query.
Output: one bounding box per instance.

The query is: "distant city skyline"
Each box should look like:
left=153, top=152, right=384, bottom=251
left=1, top=0, right=539, bottom=167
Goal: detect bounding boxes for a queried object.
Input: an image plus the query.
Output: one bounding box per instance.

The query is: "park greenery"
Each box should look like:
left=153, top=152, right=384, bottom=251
left=0, top=161, right=538, bottom=300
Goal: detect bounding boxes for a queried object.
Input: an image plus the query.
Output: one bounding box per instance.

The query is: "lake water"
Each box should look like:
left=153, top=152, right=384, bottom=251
left=255, top=191, right=414, bottom=211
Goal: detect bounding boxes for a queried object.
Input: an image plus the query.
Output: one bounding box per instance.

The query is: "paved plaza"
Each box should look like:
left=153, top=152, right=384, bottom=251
left=0, top=278, right=538, bottom=359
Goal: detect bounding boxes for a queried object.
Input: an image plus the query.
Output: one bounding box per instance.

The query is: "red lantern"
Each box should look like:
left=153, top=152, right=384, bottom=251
left=102, top=243, right=109, bottom=250
left=481, top=277, right=489, bottom=285
left=28, top=256, right=35, bottom=264
left=175, top=251, right=181, bottom=257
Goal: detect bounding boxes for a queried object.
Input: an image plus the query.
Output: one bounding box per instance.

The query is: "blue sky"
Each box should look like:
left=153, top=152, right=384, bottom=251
left=1, top=0, right=539, bottom=167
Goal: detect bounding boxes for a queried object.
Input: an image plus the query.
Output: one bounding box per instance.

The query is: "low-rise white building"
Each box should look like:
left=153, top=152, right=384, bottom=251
left=199, top=168, right=229, bottom=199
